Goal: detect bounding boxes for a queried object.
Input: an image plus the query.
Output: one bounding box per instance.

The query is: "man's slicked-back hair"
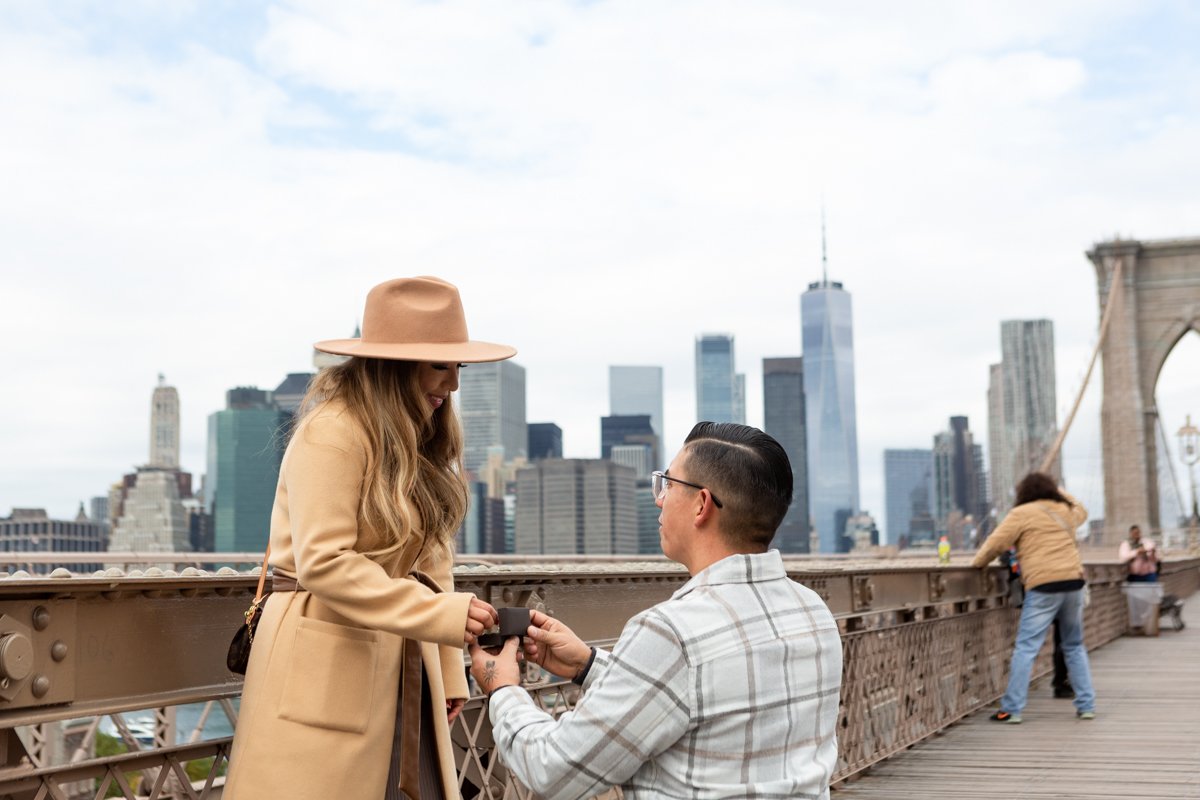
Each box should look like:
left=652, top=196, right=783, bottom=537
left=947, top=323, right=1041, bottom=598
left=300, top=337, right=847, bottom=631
left=682, top=422, right=792, bottom=549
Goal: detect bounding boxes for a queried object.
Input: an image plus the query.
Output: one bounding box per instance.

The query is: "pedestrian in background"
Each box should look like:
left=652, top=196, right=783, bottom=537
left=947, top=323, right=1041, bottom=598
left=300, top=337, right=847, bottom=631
left=972, top=471, right=1096, bottom=723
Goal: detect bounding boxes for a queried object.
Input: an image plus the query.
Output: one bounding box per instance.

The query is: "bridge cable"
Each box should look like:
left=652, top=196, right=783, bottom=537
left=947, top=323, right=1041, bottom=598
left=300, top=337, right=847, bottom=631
left=1038, top=255, right=1126, bottom=473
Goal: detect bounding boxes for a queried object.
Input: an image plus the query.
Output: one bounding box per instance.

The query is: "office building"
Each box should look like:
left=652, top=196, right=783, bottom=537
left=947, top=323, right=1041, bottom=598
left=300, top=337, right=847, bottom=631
left=459, top=481, right=507, bottom=554
left=109, top=467, right=193, bottom=555
left=601, top=414, right=658, bottom=471
left=149, top=374, right=180, bottom=469
left=0, top=507, right=109, bottom=573
left=609, top=366, right=665, bottom=452
left=733, top=373, right=746, bottom=425
left=695, top=334, right=742, bottom=424
left=802, top=277, right=860, bottom=553
left=883, top=449, right=933, bottom=547
left=273, top=372, right=314, bottom=416
left=989, top=320, right=1058, bottom=514
left=460, top=360, right=527, bottom=475
left=933, top=416, right=989, bottom=547
left=89, top=496, right=110, bottom=527
left=207, top=388, right=288, bottom=553
left=845, top=512, right=879, bottom=553
left=528, top=423, right=563, bottom=461
left=635, top=479, right=661, bottom=555
left=109, top=379, right=194, bottom=557
left=762, top=357, right=810, bottom=552
left=514, top=460, right=637, bottom=554
left=610, top=444, right=653, bottom=478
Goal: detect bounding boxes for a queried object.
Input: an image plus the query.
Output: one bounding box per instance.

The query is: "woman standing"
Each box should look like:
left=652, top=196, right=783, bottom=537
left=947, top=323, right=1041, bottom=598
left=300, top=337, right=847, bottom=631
left=971, top=471, right=1096, bottom=724
left=225, top=277, right=514, bottom=799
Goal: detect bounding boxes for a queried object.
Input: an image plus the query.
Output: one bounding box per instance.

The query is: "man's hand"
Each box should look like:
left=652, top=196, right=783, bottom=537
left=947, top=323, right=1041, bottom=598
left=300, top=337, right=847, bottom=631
left=523, top=609, right=592, bottom=681
left=446, top=697, right=466, bottom=724
left=464, top=596, right=500, bottom=644
left=469, top=637, right=521, bottom=695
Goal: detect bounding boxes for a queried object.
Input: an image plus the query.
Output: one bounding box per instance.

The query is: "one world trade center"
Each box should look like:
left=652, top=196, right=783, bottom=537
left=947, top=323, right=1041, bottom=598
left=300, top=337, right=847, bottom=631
left=802, top=275, right=860, bottom=553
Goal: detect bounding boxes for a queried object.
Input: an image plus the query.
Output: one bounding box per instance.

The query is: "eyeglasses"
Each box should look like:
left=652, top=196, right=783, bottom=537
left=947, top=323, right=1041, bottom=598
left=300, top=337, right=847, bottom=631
left=650, top=470, right=723, bottom=508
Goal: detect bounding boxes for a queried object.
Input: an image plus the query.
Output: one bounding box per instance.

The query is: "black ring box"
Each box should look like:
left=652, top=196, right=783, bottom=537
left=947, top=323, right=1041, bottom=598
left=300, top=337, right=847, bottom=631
left=478, top=607, right=531, bottom=649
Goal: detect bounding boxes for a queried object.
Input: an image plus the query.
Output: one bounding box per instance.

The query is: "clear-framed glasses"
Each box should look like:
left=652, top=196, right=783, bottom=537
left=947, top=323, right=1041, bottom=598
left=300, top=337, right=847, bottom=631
left=650, top=470, right=724, bottom=508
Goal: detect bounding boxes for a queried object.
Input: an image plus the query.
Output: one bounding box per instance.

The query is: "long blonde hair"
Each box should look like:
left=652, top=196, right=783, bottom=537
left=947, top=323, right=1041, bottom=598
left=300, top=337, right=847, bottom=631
left=298, top=357, right=468, bottom=562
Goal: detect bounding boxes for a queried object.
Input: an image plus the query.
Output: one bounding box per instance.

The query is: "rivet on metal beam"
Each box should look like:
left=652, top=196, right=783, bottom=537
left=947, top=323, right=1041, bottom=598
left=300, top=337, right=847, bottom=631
left=30, top=675, right=49, bottom=698
left=50, top=641, right=67, bottom=662
left=31, top=607, right=50, bottom=631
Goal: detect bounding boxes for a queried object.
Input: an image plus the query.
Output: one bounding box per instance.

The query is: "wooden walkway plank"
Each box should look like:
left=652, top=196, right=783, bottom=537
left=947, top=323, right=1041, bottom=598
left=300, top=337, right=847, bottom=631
left=834, top=619, right=1200, bottom=799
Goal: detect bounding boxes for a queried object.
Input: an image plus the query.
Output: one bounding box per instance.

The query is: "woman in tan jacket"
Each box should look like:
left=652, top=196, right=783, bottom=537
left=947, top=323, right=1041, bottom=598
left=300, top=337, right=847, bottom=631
left=972, top=471, right=1096, bottom=724
left=225, top=277, right=514, bottom=799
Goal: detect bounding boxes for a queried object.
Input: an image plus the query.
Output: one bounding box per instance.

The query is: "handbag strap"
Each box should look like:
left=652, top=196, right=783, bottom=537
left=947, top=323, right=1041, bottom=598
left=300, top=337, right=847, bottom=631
left=252, top=543, right=271, bottom=606
left=247, top=544, right=274, bottom=633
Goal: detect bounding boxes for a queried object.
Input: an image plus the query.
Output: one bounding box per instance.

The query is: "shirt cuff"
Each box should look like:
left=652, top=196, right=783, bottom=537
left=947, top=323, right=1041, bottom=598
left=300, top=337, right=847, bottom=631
left=572, top=647, right=597, bottom=685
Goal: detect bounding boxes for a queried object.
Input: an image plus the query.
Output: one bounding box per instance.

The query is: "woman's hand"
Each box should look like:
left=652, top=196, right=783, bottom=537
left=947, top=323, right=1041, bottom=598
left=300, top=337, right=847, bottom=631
left=464, top=596, right=499, bottom=644
left=522, top=609, right=592, bottom=680
left=446, top=697, right=466, bottom=724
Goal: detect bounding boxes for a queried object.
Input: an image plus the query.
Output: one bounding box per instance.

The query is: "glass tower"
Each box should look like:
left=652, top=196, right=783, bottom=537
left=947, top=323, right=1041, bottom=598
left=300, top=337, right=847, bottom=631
left=802, top=280, right=860, bottom=553
left=206, top=388, right=286, bottom=553
left=695, top=334, right=738, bottom=424
left=883, top=449, right=933, bottom=546
left=763, top=357, right=810, bottom=553
left=460, top=361, right=527, bottom=475
left=609, top=366, right=665, bottom=460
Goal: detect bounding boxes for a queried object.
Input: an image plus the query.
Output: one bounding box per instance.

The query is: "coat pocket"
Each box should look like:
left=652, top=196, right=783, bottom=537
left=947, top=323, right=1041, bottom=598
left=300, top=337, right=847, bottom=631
left=278, top=617, right=379, bottom=734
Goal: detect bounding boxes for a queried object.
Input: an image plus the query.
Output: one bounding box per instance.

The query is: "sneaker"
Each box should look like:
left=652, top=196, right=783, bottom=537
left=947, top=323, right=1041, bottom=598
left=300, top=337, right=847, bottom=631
left=1076, top=710, right=1095, bottom=720
left=990, top=711, right=1022, bottom=724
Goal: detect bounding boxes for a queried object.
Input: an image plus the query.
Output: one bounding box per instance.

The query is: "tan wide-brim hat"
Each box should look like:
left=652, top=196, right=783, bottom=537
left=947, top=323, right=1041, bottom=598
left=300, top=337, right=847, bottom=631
left=314, top=276, right=517, bottom=363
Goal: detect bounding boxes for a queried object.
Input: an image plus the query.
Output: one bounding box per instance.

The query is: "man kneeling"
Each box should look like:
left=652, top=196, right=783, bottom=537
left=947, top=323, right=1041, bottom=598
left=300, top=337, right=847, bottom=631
left=470, top=422, right=842, bottom=799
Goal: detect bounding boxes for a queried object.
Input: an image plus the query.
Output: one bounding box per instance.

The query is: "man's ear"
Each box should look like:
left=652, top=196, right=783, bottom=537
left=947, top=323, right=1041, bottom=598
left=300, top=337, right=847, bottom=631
left=693, top=490, right=719, bottom=528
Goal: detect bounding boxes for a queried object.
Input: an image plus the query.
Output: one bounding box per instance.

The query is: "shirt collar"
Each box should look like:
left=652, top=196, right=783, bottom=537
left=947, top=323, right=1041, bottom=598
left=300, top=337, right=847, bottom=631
left=671, top=550, right=786, bottom=600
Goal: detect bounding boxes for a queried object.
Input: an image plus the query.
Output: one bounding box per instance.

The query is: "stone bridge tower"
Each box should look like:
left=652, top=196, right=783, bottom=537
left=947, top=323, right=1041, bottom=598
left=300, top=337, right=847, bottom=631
left=1089, top=237, right=1200, bottom=539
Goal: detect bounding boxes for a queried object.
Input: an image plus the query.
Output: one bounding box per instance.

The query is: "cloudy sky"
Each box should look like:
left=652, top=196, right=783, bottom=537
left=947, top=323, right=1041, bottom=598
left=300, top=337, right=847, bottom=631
left=3, top=1, right=1199, bottom=543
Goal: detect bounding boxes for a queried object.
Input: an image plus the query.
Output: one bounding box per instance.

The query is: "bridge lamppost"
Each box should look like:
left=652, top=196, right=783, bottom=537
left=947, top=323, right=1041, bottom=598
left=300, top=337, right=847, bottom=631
left=1176, top=414, right=1200, bottom=552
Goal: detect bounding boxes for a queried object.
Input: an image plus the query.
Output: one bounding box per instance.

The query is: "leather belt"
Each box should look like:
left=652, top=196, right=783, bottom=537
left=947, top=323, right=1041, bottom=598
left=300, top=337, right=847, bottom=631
left=270, top=573, right=303, bottom=593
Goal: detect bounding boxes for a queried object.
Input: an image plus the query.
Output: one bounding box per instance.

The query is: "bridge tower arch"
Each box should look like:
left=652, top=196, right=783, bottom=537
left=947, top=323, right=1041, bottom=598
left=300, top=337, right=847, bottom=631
left=1089, top=237, right=1200, bottom=539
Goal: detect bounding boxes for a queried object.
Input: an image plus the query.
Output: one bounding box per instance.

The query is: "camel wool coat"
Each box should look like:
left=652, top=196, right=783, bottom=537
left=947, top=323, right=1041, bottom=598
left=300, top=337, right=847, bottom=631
left=224, top=401, right=474, bottom=799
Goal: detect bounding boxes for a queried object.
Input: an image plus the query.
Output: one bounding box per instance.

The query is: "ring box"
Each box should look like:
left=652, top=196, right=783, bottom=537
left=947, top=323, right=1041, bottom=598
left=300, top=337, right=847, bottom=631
left=478, top=607, right=531, bottom=649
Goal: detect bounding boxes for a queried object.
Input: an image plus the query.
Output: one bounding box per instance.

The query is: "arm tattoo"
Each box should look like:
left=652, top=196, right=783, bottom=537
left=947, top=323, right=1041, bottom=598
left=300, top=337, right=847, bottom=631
left=483, top=660, right=497, bottom=688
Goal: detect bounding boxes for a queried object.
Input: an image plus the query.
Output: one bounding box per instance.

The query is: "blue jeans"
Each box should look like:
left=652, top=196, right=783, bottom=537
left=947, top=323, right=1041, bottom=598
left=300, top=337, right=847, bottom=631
left=1001, top=587, right=1095, bottom=715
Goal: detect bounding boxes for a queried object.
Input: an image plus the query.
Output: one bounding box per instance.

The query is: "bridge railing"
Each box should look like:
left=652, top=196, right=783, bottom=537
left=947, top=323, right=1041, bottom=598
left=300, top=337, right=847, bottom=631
left=0, top=556, right=1194, bottom=799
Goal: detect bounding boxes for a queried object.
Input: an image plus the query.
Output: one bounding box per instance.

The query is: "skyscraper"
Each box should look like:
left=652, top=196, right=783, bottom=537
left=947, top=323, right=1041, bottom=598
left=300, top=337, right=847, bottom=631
left=609, top=366, right=665, bottom=453
left=150, top=374, right=180, bottom=468
left=110, top=379, right=193, bottom=559
left=273, top=372, right=314, bottom=416
left=460, top=360, right=527, bottom=475
left=527, top=422, right=563, bottom=461
left=802, top=278, right=860, bottom=553
left=883, top=449, right=933, bottom=546
left=989, top=320, right=1058, bottom=515
left=600, top=414, right=658, bottom=472
left=933, top=416, right=989, bottom=547
left=762, top=357, right=809, bottom=553
left=207, top=388, right=287, bottom=553
left=695, top=334, right=742, bottom=424
left=514, top=460, right=637, bottom=554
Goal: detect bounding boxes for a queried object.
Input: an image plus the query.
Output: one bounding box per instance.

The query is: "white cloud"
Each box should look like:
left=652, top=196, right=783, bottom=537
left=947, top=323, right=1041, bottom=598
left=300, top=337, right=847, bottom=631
left=0, top=0, right=1197, bottom=541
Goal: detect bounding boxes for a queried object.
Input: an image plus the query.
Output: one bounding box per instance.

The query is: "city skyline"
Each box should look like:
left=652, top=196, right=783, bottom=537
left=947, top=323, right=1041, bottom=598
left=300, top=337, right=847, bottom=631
left=4, top=4, right=1200, bottom=534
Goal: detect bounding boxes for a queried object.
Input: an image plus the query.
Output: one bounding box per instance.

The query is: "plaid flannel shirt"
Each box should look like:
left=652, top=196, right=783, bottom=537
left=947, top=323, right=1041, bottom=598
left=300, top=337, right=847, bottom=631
left=488, top=551, right=842, bottom=799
